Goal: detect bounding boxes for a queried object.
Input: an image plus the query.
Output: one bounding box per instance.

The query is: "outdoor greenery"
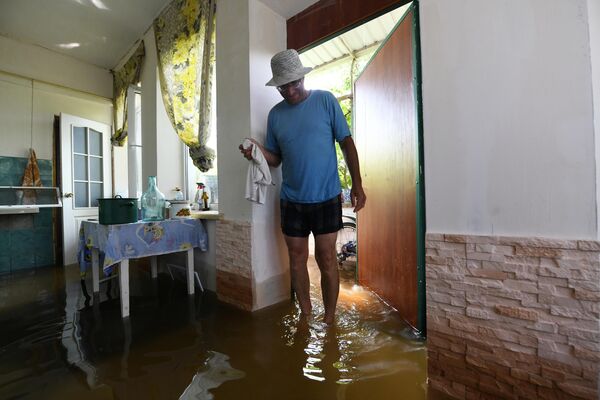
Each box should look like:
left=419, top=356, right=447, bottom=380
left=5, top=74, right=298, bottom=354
left=305, top=54, right=374, bottom=191
left=336, top=97, right=353, bottom=190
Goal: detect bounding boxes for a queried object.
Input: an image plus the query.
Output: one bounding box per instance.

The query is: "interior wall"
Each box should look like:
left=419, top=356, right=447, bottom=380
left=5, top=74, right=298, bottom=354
left=420, top=0, right=596, bottom=240
left=216, top=0, right=253, bottom=222
left=215, top=0, right=289, bottom=309
left=141, top=29, right=159, bottom=184
left=249, top=0, right=290, bottom=308
left=0, top=72, right=112, bottom=161
left=156, top=72, right=184, bottom=198
left=589, top=0, right=600, bottom=239
left=0, top=67, right=111, bottom=273
left=0, top=35, right=112, bottom=99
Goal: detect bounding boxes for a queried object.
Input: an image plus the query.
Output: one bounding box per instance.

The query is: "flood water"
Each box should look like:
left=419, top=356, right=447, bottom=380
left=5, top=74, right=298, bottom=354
left=0, top=259, right=450, bottom=399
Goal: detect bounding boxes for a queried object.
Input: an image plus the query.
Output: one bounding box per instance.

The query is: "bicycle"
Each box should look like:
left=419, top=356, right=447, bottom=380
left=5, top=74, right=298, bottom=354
left=336, top=215, right=357, bottom=265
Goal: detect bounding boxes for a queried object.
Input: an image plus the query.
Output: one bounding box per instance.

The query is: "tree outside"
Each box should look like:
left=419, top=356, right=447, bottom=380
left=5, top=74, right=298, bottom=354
left=305, top=55, right=374, bottom=191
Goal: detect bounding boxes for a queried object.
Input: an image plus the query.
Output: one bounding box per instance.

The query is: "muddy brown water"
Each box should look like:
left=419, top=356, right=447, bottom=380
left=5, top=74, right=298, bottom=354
left=0, top=259, right=451, bottom=399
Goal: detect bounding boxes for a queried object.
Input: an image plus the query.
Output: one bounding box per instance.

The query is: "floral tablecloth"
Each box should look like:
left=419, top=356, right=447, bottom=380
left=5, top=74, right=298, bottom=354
left=79, top=219, right=207, bottom=275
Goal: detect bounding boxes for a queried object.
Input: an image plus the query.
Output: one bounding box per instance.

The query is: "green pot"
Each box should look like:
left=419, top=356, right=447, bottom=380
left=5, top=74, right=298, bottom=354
left=98, top=196, right=138, bottom=225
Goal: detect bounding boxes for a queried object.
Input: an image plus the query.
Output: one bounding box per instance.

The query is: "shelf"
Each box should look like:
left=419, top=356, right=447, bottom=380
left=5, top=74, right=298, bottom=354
left=0, top=205, right=40, bottom=215
left=0, top=186, right=62, bottom=213
left=189, top=210, right=222, bottom=220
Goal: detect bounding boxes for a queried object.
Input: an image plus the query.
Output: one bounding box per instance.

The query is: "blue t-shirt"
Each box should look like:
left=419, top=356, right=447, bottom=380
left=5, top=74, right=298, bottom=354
left=265, top=90, right=351, bottom=203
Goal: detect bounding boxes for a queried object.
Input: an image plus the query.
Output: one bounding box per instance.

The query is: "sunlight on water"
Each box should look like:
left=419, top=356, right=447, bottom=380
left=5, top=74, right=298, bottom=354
left=275, top=265, right=428, bottom=399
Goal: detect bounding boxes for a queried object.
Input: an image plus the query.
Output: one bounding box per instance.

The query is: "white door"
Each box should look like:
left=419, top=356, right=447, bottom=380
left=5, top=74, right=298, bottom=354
left=60, top=113, right=112, bottom=265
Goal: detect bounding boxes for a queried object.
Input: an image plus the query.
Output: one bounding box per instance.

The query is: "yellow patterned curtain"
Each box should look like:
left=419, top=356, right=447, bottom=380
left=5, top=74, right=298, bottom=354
left=111, top=42, right=145, bottom=146
left=154, top=0, right=216, bottom=172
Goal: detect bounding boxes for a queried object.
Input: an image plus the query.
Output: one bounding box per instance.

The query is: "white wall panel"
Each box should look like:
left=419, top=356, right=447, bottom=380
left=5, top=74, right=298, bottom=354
left=420, top=0, right=596, bottom=239
left=588, top=0, right=600, bottom=239
left=249, top=0, right=289, bottom=307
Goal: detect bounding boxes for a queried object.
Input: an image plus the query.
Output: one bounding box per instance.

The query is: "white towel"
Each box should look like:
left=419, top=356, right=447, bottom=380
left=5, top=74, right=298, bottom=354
left=243, top=139, right=274, bottom=204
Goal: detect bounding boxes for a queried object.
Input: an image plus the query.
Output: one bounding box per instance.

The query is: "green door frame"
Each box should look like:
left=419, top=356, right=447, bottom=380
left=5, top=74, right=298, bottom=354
left=412, top=0, right=427, bottom=337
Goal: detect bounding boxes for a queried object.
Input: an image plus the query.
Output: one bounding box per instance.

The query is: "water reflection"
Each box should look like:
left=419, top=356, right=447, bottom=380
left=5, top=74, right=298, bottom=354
left=0, top=260, right=448, bottom=399
left=180, top=351, right=245, bottom=399
left=279, top=266, right=427, bottom=399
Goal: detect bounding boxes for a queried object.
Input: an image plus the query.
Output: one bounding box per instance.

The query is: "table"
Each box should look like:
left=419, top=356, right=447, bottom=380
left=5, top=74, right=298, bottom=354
left=79, top=219, right=208, bottom=318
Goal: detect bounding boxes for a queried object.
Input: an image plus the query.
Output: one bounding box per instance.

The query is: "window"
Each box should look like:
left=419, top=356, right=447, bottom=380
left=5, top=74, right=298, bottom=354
left=72, top=126, right=105, bottom=208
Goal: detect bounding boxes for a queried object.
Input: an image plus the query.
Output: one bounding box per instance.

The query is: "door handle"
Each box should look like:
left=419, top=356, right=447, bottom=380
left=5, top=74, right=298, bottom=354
left=63, top=192, right=73, bottom=198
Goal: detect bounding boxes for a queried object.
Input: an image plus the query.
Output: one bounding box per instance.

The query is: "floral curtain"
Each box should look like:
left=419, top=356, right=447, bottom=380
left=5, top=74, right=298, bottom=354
left=154, top=0, right=216, bottom=172
left=111, top=42, right=145, bottom=146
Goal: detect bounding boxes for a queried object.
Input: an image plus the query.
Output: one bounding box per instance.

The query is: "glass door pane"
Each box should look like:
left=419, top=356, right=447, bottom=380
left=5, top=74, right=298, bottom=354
left=74, top=182, right=88, bottom=208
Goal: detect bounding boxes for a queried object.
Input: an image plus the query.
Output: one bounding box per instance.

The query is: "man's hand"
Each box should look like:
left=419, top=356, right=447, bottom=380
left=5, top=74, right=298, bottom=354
left=351, top=184, right=366, bottom=213
left=239, top=138, right=281, bottom=167
left=239, top=138, right=258, bottom=161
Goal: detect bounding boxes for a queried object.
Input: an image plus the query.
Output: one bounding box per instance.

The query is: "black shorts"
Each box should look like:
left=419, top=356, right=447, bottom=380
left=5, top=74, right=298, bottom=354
left=280, top=195, right=343, bottom=237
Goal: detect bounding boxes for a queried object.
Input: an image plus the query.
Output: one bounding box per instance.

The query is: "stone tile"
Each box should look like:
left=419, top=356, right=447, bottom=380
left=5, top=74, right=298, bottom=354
left=556, top=380, right=599, bottom=399
left=4, top=215, right=33, bottom=229
left=11, top=254, right=35, bottom=270
left=474, top=244, right=515, bottom=255
left=425, top=233, right=444, bottom=241
left=34, top=209, right=53, bottom=228
left=0, top=157, right=14, bottom=178
left=0, top=255, right=10, bottom=274
left=35, top=254, right=55, bottom=267
left=494, top=305, right=539, bottom=321
left=427, top=232, right=599, bottom=400
left=35, top=227, right=53, bottom=243
left=11, top=230, right=35, bottom=253
left=0, top=230, right=9, bottom=253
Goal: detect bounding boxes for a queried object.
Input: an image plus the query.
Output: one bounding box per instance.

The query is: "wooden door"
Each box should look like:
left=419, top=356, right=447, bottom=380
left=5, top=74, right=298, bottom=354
left=60, top=113, right=112, bottom=265
left=354, top=4, right=424, bottom=332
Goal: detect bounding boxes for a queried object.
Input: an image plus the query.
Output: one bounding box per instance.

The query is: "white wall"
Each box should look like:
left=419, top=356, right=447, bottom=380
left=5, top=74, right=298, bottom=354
left=0, top=35, right=112, bottom=99
left=589, top=0, right=600, bottom=239
left=216, top=0, right=253, bottom=222
left=156, top=73, right=184, bottom=197
left=420, top=0, right=596, bottom=239
left=217, top=0, right=289, bottom=309
left=140, top=29, right=159, bottom=183
left=249, top=0, right=290, bottom=308
left=0, top=72, right=112, bottom=161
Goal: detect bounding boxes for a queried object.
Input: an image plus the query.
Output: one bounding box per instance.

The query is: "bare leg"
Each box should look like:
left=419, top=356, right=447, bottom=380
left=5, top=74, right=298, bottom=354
left=314, top=231, right=339, bottom=324
left=284, top=235, right=311, bottom=316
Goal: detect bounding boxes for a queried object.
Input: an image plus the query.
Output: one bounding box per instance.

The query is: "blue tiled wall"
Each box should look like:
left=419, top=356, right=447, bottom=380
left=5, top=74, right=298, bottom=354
left=0, top=156, right=55, bottom=274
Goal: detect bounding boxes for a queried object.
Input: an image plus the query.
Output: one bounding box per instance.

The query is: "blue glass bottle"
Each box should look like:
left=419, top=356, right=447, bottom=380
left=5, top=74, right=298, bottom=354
left=141, top=176, right=165, bottom=221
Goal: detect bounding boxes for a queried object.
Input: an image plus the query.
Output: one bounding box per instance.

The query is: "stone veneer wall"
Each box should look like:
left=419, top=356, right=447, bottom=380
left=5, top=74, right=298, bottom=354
left=426, top=233, right=599, bottom=400
left=216, top=219, right=253, bottom=310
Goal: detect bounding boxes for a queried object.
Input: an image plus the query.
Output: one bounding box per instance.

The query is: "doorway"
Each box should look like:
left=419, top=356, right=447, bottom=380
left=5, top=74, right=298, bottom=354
left=59, top=113, right=112, bottom=265
left=300, top=2, right=426, bottom=335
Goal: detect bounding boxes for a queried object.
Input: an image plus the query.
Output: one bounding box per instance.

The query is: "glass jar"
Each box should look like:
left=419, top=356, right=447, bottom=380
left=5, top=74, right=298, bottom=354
left=141, top=176, right=166, bottom=221
left=173, top=187, right=184, bottom=201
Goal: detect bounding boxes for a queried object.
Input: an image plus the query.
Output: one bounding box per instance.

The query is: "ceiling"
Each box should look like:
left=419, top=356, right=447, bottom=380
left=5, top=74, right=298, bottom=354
left=0, top=0, right=172, bottom=70
left=0, top=0, right=320, bottom=71
left=258, top=0, right=319, bottom=19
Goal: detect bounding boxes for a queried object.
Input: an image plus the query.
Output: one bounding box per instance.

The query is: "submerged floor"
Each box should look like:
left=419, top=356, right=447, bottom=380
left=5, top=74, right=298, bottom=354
left=0, top=259, right=450, bottom=399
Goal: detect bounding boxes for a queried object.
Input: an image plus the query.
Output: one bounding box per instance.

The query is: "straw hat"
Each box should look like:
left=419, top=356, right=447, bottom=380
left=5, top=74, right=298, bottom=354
left=265, top=49, right=313, bottom=86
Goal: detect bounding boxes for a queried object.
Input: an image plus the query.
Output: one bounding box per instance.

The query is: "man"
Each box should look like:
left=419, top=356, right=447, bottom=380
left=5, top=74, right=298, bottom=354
left=240, top=49, right=366, bottom=324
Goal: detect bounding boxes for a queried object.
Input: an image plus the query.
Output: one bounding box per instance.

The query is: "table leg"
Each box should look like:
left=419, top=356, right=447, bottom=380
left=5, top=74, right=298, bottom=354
left=186, top=248, right=194, bottom=295
left=151, top=256, right=158, bottom=279
left=92, top=248, right=100, bottom=293
left=119, top=259, right=130, bottom=318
